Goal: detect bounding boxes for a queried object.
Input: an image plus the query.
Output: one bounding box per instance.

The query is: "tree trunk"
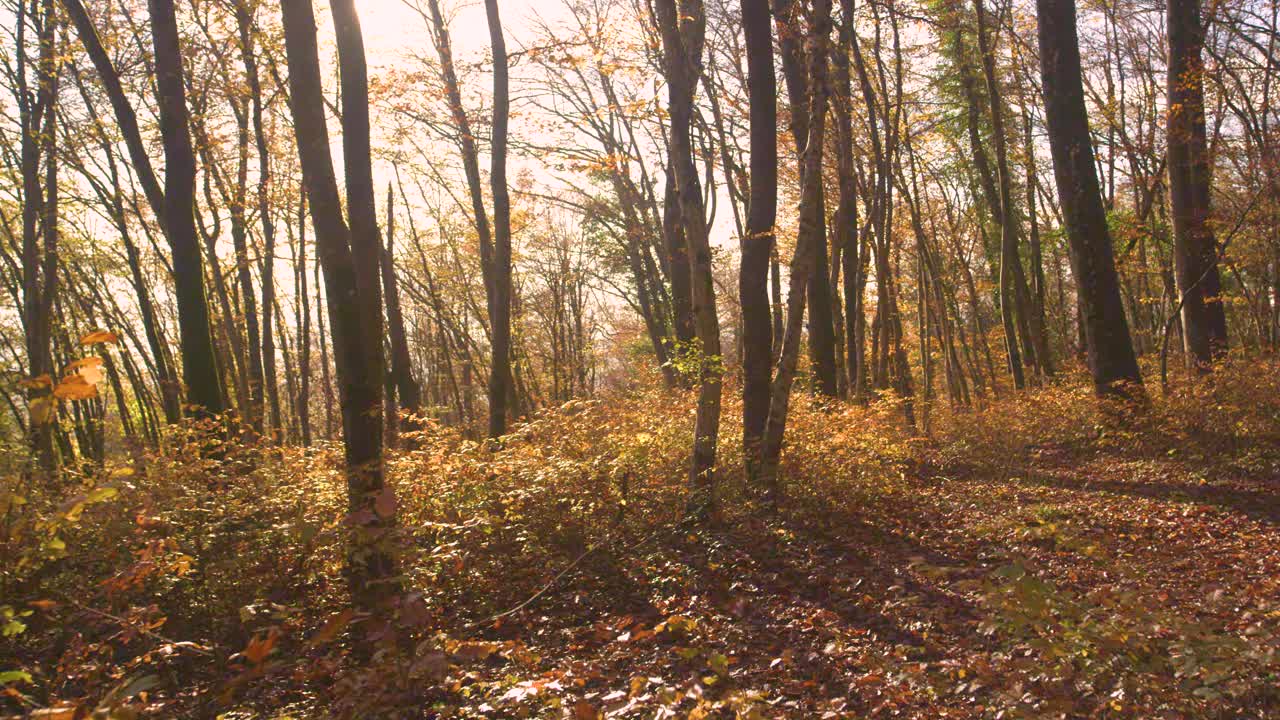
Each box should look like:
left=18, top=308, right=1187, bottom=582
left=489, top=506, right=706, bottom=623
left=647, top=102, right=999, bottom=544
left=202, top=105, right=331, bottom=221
left=739, top=0, right=775, bottom=480
left=654, top=0, right=722, bottom=513
left=281, top=0, right=395, bottom=611
left=758, top=0, right=833, bottom=499
left=236, top=0, right=283, bottom=441
left=1037, top=0, right=1142, bottom=396
left=381, top=183, right=422, bottom=444
left=484, top=0, right=513, bottom=439
left=295, top=194, right=314, bottom=447
left=775, top=0, right=837, bottom=398
left=19, top=0, right=59, bottom=476
left=1167, top=0, right=1228, bottom=367
left=149, top=0, right=224, bottom=416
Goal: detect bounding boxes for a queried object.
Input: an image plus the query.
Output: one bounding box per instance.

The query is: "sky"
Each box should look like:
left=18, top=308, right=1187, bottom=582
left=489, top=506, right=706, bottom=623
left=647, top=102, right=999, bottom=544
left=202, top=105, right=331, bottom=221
left=352, top=0, right=745, bottom=249
left=361, top=0, right=574, bottom=71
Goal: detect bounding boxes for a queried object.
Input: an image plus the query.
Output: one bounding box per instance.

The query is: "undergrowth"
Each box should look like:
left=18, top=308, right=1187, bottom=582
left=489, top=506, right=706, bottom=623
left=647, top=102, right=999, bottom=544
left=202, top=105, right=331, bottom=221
left=2, top=358, right=1278, bottom=718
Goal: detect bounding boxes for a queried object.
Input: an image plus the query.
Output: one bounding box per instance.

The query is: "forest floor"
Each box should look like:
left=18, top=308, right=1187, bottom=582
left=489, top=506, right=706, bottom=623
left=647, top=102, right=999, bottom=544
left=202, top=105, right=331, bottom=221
left=4, top=361, right=1280, bottom=719
left=414, top=427, right=1280, bottom=719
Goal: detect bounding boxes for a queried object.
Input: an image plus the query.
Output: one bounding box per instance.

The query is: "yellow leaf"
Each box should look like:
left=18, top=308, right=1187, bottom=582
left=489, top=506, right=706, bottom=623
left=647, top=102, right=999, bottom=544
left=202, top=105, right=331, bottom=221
left=65, top=357, right=105, bottom=387
left=374, top=486, right=397, bottom=519
left=309, top=608, right=355, bottom=646
left=65, top=356, right=104, bottom=371
left=29, top=396, right=56, bottom=424
left=30, top=706, right=77, bottom=719
left=20, top=374, right=52, bottom=389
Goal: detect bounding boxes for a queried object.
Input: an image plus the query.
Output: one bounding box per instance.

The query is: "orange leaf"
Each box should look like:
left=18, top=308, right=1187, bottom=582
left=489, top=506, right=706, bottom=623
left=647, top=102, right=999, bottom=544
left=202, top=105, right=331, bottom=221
left=241, top=629, right=279, bottom=665
left=374, top=486, right=397, bottom=519
left=79, top=330, right=120, bottom=345
left=53, top=375, right=97, bottom=401
left=310, top=608, right=355, bottom=646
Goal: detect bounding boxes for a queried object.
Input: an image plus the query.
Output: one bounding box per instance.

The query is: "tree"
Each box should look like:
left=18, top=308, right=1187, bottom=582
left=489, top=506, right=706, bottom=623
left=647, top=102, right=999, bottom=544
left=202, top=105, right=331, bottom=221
left=757, top=0, right=834, bottom=497
left=653, top=0, right=723, bottom=512
left=972, top=0, right=1051, bottom=386
left=17, top=0, right=60, bottom=474
left=775, top=0, right=838, bottom=398
left=234, top=0, right=284, bottom=440
left=484, top=0, right=514, bottom=439
left=739, top=0, right=776, bottom=479
left=279, top=0, right=395, bottom=610
left=1036, top=0, right=1143, bottom=396
left=422, top=0, right=513, bottom=439
left=148, top=0, right=226, bottom=417
left=1168, top=0, right=1228, bottom=368
left=381, top=184, right=422, bottom=446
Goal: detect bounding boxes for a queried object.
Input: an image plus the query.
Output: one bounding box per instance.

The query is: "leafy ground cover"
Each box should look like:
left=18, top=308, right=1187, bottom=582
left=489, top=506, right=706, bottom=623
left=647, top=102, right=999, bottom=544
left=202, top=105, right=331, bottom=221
left=3, top=359, right=1279, bottom=718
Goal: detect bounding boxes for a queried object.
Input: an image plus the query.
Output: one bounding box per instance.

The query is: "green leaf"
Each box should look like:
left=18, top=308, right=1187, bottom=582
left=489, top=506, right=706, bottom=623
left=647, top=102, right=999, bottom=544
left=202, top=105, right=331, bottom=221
left=86, top=486, right=118, bottom=503
left=0, top=670, right=32, bottom=684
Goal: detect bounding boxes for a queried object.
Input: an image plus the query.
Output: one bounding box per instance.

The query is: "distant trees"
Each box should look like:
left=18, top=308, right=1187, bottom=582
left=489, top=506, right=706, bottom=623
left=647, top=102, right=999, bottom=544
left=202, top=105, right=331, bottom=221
left=2, top=0, right=1275, bottom=545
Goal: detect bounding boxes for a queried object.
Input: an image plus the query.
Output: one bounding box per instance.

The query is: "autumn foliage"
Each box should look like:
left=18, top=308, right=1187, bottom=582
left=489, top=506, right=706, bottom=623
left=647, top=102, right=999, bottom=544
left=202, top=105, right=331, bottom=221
left=2, top=358, right=1278, bottom=718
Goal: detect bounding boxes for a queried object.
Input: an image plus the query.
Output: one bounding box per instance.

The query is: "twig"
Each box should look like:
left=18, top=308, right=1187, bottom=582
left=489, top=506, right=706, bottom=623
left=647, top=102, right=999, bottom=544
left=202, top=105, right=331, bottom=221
left=51, top=591, right=216, bottom=657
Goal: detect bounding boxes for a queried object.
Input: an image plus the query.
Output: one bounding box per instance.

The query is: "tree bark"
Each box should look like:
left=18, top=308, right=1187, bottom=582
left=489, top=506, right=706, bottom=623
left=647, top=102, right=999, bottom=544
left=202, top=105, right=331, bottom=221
left=381, top=183, right=422, bottom=444
left=775, top=0, right=837, bottom=398
left=1168, top=0, right=1228, bottom=367
left=654, top=0, right=722, bottom=513
left=236, top=0, right=283, bottom=440
left=484, top=0, right=513, bottom=439
left=739, top=0, right=776, bottom=479
left=758, top=0, right=833, bottom=498
left=280, top=0, right=395, bottom=610
left=149, top=0, right=225, bottom=416
left=1036, top=0, right=1143, bottom=396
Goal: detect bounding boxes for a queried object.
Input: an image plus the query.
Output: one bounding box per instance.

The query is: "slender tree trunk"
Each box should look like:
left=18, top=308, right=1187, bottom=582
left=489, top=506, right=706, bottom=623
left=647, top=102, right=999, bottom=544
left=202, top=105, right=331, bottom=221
left=149, top=0, right=224, bottom=416
left=381, top=183, right=422, bottom=444
left=1168, top=0, right=1228, bottom=367
left=654, top=0, right=722, bottom=513
left=484, top=0, right=513, bottom=439
left=758, top=0, right=833, bottom=499
left=739, top=0, right=776, bottom=480
left=237, top=0, right=283, bottom=441
left=281, top=0, right=395, bottom=610
left=19, top=0, right=59, bottom=476
left=229, top=102, right=265, bottom=434
left=662, top=172, right=697, bottom=354
left=295, top=194, right=314, bottom=447
left=973, top=0, right=1041, bottom=386
left=775, top=0, right=837, bottom=398
left=833, top=0, right=861, bottom=402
